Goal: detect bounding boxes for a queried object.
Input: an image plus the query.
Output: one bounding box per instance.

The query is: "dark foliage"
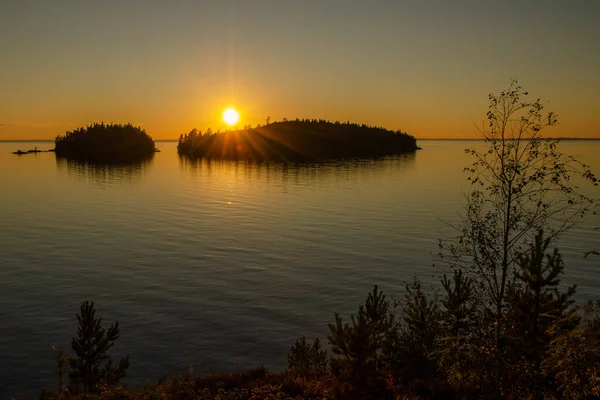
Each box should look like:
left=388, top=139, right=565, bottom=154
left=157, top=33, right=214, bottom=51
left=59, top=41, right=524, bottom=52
left=440, top=270, right=478, bottom=337
left=63, top=301, right=129, bottom=394
left=438, top=79, right=597, bottom=397
left=503, top=230, right=578, bottom=396
left=543, top=301, right=600, bottom=399
left=177, top=119, right=419, bottom=162
left=391, top=279, right=442, bottom=385
left=42, top=366, right=335, bottom=400
left=288, top=337, right=328, bottom=370
left=328, top=285, right=394, bottom=396
left=322, top=235, right=596, bottom=398
left=55, top=123, right=155, bottom=163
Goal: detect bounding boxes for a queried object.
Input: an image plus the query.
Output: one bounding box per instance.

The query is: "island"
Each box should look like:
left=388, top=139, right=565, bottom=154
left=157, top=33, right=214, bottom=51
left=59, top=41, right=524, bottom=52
left=177, top=119, right=419, bottom=162
left=12, top=147, right=53, bottom=155
left=54, top=123, right=157, bottom=163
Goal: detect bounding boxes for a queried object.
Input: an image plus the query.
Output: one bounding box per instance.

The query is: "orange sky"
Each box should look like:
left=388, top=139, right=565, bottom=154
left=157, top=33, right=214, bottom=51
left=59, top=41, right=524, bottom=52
left=1, top=1, right=599, bottom=140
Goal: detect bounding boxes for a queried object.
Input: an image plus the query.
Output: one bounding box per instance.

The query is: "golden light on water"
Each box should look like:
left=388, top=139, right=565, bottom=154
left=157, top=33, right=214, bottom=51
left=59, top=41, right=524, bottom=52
left=222, top=108, right=240, bottom=126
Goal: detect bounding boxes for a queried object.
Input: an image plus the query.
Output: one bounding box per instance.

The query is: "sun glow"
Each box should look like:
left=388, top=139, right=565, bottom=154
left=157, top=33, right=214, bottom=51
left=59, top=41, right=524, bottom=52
left=222, top=108, right=240, bottom=126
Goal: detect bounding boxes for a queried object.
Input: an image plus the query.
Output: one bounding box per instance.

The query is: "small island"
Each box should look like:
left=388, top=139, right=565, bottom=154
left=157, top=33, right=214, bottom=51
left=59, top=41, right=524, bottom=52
left=12, top=147, right=53, bottom=155
left=177, top=119, right=419, bottom=162
left=54, top=123, right=156, bottom=163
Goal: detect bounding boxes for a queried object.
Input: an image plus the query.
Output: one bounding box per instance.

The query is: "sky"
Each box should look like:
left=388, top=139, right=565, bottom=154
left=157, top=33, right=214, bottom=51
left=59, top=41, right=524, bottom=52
left=1, top=0, right=599, bottom=140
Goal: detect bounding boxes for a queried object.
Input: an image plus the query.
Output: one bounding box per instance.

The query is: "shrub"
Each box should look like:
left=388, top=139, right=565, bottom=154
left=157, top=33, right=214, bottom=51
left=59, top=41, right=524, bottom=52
left=543, top=301, right=600, bottom=399
left=288, top=337, right=328, bottom=370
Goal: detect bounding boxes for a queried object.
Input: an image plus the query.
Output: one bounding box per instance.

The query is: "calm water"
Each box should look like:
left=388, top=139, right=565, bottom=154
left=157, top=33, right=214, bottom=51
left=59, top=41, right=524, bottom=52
left=0, top=140, right=598, bottom=396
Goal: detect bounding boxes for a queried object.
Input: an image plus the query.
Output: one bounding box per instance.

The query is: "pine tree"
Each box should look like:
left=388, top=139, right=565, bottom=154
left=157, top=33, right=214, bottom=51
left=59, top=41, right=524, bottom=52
left=440, top=269, right=477, bottom=337
left=287, top=336, right=327, bottom=370
left=507, top=231, right=576, bottom=362
left=328, top=285, right=394, bottom=394
left=68, top=301, right=130, bottom=393
left=389, top=278, right=441, bottom=383
left=504, top=231, right=577, bottom=395
left=435, top=270, right=485, bottom=395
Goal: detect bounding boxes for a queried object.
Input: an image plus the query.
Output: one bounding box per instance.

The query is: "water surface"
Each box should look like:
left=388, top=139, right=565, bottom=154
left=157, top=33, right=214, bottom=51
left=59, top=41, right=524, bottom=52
left=0, top=140, right=598, bottom=396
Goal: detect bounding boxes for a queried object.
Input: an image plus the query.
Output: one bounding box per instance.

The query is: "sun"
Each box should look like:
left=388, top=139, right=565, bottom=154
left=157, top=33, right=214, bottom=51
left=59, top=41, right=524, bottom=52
left=222, top=108, right=240, bottom=126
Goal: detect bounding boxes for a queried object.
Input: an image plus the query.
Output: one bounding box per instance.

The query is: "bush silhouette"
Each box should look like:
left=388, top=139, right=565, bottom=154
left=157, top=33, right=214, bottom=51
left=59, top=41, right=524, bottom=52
left=288, top=337, right=328, bottom=370
left=543, top=301, right=600, bottom=399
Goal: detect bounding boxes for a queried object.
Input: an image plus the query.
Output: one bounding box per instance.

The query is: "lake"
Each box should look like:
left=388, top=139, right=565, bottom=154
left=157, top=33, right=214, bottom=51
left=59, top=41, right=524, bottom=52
left=0, top=140, right=598, bottom=396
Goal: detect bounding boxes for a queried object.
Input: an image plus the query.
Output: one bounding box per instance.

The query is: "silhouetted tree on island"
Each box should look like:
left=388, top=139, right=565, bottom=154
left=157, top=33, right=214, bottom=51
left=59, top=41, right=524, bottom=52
left=55, top=123, right=156, bottom=163
left=177, top=119, right=419, bottom=162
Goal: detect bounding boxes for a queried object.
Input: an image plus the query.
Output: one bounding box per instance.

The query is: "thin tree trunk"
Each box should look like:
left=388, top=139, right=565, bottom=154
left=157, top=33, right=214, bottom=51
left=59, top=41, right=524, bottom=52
left=495, top=182, right=513, bottom=398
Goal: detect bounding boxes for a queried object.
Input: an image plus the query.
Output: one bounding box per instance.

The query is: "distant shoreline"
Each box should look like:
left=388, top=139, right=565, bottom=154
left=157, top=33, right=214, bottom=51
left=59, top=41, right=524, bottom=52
left=417, top=137, right=600, bottom=141
left=1, top=138, right=600, bottom=142
left=0, top=139, right=179, bottom=143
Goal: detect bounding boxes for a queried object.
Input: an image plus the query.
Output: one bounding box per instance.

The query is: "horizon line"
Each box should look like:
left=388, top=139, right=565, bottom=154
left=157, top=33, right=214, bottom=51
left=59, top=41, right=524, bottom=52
left=2, top=137, right=600, bottom=142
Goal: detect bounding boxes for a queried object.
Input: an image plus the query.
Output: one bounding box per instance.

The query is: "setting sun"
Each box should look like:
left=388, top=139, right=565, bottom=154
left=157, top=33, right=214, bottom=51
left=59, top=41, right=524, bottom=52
left=222, top=108, right=240, bottom=126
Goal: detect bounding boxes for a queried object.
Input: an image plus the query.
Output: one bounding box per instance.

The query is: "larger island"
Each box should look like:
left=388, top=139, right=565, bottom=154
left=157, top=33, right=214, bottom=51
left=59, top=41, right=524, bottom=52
left=177, top=119, right=419, bottom=162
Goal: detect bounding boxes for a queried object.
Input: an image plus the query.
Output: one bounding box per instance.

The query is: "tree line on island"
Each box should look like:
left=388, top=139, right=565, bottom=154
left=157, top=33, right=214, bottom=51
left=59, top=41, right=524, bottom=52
left=53, top=123, right=156, bottom=163
left=177, top=119, right=419, bottom=162
left=25, top=82, right=600, bottom=399
left=40, top=119, right=417, bottom=164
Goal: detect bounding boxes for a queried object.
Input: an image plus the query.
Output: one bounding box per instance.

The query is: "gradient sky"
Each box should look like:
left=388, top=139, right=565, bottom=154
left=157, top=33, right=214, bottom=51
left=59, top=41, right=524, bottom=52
left=1, top=0, right=599, bottom=139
